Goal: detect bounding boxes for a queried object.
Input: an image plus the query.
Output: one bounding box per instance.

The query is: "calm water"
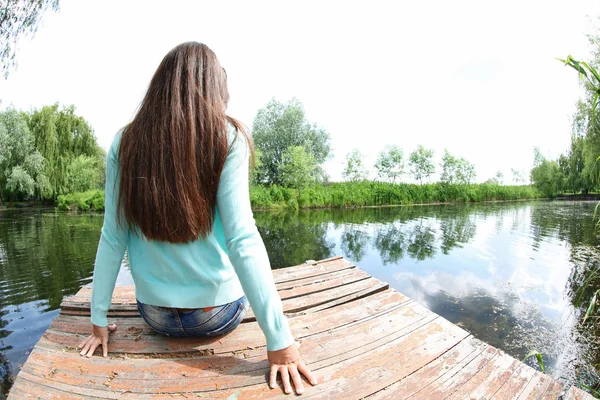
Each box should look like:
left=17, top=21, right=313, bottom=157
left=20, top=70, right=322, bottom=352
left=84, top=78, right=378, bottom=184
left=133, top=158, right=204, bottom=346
left=1, top=201, right=599, bottom=395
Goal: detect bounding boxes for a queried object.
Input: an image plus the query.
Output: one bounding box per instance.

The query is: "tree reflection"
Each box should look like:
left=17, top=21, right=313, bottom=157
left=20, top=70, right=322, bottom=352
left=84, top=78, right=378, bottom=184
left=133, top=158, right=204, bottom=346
left=407, top=219, right=437, bottom=261
left=255, top=211, right=334, bottom=269
left=374, top=224, right=406, bottom=265
left=0, top=351, right=11, bottom=399
left=439, top=214, right=476, bottom=254
left=340, top=225, right=369, bottom=262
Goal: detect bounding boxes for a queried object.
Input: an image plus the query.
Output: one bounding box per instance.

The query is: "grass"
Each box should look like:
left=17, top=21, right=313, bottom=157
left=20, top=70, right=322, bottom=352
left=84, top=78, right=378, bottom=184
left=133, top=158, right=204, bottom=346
left=56, top=182, right=542, bottom=212
left=57, top=190, right=105, bottom=212
left=250, top=182, right=543, bottom=210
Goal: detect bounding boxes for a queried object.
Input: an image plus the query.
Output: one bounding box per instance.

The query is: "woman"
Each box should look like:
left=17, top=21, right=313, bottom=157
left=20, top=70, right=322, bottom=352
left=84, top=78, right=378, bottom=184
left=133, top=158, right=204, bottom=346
left=77, top=42, right=316, bottom=395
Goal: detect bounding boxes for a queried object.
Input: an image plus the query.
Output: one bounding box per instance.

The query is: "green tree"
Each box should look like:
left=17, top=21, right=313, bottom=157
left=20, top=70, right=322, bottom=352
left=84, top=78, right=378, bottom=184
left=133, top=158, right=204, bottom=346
left=66, top=155, right=103, bottom=193
left=1, top=0, right=60, bottom=78
left=251, top=148, right=264, bottom=185
left=495, top=171, right=504, bottom=185
left=455, top=158, right=476, bottom=184
left=279, top=146, right=317, bottom=191
left=6, top=165, right=34, bottom=198
left=252, top=98, right=331, bottom=185
left=409, top=145, right=435, bottom=185
left=375, top=145, right=404, bottom=183
left=0, top=108, right=39, bottom=201
left=511, top=168, right=524, bottom=185
left=530, top=149, right=563, bottom=198
left=343, top=149, right=368, bottom=182
left=27, top=104, right=101, bottom=198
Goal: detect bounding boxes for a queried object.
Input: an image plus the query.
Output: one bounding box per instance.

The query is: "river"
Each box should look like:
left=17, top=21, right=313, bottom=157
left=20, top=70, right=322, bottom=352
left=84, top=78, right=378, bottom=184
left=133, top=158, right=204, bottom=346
left=0, top=200, right=599, bottom=395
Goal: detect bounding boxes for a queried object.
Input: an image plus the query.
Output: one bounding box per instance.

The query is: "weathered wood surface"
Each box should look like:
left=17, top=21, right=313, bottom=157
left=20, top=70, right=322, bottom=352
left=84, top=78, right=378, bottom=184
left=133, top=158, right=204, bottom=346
left=9, top=256, right=593, bottom=399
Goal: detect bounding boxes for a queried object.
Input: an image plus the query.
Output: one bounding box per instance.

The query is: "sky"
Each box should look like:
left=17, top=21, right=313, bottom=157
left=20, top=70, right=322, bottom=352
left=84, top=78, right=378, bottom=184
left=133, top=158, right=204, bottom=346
left=1, top=0, right=599, bottom=183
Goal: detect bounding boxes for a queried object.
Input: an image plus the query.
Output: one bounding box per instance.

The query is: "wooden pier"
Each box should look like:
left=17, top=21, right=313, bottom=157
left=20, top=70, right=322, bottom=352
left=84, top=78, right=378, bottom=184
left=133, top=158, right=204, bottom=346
left=9, top=257, right=593, bottom=399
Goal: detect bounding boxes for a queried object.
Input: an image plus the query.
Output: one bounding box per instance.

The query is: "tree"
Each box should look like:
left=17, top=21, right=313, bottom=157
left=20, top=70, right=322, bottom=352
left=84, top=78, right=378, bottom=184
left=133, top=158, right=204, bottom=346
left=455, top=158, right=476, bottom=184
left=250, top=148, right=264, bottom=185
left=0, top=104, right=103, bottom=202
left=279, top=146, right=317, bottom=191
left=375, top=145, right=404, bottom=183
left=6, top=165, right=34, bottom=198
left=0, top=108, right=37, bottom=201
left=511, top=168, right=524, bottom=185
left=530, top=150, right=563, bottom=198
left=440, top=150, right=458, bottom=184
left=67, top=155, right=102, bottom=193
left=27, top=103, right=101, bottom=198
left=495, top=171, right=504, bottom=185
left=409, top=145, right=435, bottom=185
left=441, top=150, right=475, bottom=185
left=252, top=98, right=331, bottom=185
left=1, top=0, right=60, bottom=78
left=343, top=149, right=368, bottom=182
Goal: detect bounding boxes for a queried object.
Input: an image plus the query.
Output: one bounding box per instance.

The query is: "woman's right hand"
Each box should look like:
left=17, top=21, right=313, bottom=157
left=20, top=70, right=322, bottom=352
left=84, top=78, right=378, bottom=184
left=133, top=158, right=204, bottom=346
left=267, top=343, right=317, bottom=395
left=78, top=323, right=118, bottom=357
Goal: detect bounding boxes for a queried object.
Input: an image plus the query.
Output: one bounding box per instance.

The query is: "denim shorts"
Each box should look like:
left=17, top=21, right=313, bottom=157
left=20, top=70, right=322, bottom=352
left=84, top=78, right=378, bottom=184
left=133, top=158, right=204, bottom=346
left=136, top=296, right=248, bottom=337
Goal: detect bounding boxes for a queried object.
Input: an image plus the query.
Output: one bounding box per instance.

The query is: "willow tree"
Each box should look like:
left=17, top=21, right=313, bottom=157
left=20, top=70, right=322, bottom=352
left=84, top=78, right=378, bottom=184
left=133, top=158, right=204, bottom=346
left=1, top=0, right=60, bottom=78
left=0, top=108, right=48, bottom=201
left=27, top=104, right=102, bottom=198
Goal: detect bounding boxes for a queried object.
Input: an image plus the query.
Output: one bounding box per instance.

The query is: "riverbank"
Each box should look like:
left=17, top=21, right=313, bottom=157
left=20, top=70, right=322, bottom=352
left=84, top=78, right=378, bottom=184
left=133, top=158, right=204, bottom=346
left=51, top=183, right=544, bottom=212
left=250, top=182, right=543, bottom=210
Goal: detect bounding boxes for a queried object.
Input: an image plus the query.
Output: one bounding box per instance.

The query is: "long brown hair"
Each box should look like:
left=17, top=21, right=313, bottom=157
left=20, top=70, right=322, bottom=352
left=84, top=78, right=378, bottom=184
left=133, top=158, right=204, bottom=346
left=118, top=42, right=251, bottom=243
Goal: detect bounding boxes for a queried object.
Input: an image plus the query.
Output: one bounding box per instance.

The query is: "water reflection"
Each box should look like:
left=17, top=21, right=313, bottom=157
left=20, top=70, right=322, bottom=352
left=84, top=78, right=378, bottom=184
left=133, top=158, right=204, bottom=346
left=1, top=201, right=599, bottom=396
left=254, top=202, right=600, bottom=387
left=0, top=209, right=103, bottom=395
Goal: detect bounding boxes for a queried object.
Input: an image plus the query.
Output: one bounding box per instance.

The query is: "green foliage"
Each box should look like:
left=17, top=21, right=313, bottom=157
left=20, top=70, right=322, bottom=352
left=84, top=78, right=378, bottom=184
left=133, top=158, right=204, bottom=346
left=66, top=155, right=103, bottom=193
left=0, top=108, right=41, bottom=201
left=27, top=104, right=102, bottom=198
left=523, top=350, right=546, bottom=373
left=530, top=149, right=563, bottom=198
left=252, top=98, right=331, bottom=185
left=0, top=0, right=60, bottom=78
left=57, top=190, right=105, bottom=212
left=6, top=165, right=35, bottom=198
left=495, top=171, right=504, bottom=185
left=440, top=150, right=476, bottom=185
left=0, top=104, right=105, bottom=203
left=375, top=145, right=404, bottom=183
left=249, top=181, right=542, bottom=210
left=511, top=168, right=524, bottom=185
left=409, top=145, right=435, bottom=184
left=279, top=146, right=317, bottom=190
left=342, top=149, right=368, bottom=182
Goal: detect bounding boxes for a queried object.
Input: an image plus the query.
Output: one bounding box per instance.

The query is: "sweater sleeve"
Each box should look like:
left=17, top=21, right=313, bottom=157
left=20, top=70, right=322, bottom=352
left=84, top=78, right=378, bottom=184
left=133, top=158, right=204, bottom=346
left=90, top=134, right=129, bottom=327
left=216, top=130, right=295, bottom=351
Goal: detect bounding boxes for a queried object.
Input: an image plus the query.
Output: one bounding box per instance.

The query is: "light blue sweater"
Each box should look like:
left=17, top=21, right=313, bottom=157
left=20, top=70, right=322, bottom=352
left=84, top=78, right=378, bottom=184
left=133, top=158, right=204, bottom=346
left=90, top=126, right=294, bottom=351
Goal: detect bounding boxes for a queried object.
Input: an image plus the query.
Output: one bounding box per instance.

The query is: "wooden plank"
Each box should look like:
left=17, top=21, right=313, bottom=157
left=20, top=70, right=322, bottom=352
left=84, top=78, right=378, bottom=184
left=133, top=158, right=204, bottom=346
left=490, top=361, right=538, bottom=400
left=15, top=292, right=434, bottom=397
left=444, top=352, right=515, bottom=399
left=541, top=379, right=566, bottom=400
left=461, top=355, right=521, bottom=399
left=363, top=337, right=486, bottom=399
left=516, top=372, right=555, bottom=400
left=202, top=318, right=471, bottom=399
left=10, top=257, right=582, bottom=400
left=409, top=346, right=500, bottom=399
left=39, top=289, right=406, bottom=356
left=564, top=386, right=596, bottom=400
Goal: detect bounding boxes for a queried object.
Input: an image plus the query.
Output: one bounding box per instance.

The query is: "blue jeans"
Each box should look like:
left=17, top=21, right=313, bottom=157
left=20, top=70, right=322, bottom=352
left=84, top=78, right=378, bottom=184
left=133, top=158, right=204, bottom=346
left=136, top=296, right=248, bottom=337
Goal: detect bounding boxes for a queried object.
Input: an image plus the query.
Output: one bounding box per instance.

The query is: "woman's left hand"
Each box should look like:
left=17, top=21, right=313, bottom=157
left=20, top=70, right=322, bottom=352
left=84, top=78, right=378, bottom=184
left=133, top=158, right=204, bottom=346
left=78, top=323, right=118, bottom=357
